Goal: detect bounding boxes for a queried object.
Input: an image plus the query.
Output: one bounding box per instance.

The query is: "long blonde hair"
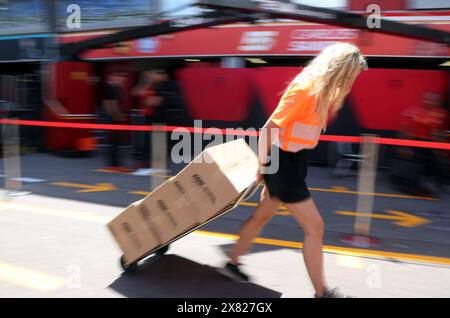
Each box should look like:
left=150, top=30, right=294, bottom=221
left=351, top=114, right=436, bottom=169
left=288, top=43, right=367, bottom=131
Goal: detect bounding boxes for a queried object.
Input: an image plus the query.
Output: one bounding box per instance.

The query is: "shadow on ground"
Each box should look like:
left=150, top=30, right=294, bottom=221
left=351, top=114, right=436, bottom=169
left=218, top=243, right=292, bottom=256
left=109, top=254, right=282, bottom=298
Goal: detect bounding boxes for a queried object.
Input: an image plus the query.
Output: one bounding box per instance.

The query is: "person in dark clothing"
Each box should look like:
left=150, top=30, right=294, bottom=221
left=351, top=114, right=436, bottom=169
left=155, top=73, right=185, bottom=125
left=392, top=92, right=449, bottom=196
left=131, top=70, right=163, bottom=168
left=102, top=70, right=127, bottom=171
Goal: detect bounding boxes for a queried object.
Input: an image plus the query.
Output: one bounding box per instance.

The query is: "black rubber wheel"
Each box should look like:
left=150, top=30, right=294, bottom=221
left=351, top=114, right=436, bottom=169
left=120, top=255, right=138, bottom=273
left=155, top=244, right=170, bottom=256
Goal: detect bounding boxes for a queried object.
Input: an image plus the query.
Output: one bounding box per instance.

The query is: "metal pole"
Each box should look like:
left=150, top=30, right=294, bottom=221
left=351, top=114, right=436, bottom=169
left=150, top=123, right=168, bottom=190
left=2, top=119, right=30, bottom=197
left=353, top=134, right=379, bottom=245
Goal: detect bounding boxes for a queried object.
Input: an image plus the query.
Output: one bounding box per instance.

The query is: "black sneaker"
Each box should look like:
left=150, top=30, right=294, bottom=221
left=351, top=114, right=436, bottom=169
left=216, top=262, right=250, bottom=283
left=315, top=287, right=353, bottom=298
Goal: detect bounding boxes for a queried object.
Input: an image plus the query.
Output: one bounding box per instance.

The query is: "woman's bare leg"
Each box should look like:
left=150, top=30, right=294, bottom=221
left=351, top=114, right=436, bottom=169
left=285, top=197, right=327, bottom=297
left=229, top=186, right=281, bottom=264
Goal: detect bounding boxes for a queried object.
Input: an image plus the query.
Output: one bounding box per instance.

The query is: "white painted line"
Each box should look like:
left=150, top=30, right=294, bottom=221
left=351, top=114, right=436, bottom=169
left=0, top=201, right=111, bottom=224
left=11, top=177, right=46, bottom=183
left=131, top=168, right=167, bottom=176
left=0, top=261, right=68, bottom=291
left=336, top=255, right=366, bottom=269
left=2, top=199, right=450, bottom=267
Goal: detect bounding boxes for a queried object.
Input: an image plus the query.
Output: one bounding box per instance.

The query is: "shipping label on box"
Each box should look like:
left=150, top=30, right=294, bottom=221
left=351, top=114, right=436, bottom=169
left=174, top=138, right=258, bottom=222
left=174, top=164, right=235, bottom=222
left=137, top=179, right=200, bottom=243
left=108, top=139, right=258, bottom=263
left=107, top=204, right=160, bottom=264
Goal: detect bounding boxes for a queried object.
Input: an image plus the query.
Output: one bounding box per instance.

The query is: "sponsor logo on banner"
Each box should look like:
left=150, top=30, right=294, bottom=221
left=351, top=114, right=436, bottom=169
left=288, top=28, right=358, bottom=52
left=137, top=38, right=160, bottom=54
left=238, top=31, right=278, bottom=51
left=414, top=42, right=448, bottom=57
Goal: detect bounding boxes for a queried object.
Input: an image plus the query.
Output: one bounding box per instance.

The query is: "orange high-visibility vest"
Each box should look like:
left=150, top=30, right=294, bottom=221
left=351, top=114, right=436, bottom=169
left=270, top=81, right=322, bottom=152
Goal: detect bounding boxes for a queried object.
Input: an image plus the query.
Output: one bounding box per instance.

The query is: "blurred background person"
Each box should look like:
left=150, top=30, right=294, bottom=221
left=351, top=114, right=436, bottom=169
left=131, top=70, right=164, bottom=170
left=391, top=92, right=449, bottom=197
left=149, top=68, right=168, bottom=123
left=102, top=69, right=129, bottom=172
left=151, top=68, right=185, bottom=125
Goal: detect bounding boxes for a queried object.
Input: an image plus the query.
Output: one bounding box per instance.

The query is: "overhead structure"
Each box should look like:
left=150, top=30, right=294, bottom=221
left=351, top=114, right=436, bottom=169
left=61, top=0, right=450, bottom=60
left=60, top=10, right=256, bottom=60
left=197, top=0, right=450, bottom=44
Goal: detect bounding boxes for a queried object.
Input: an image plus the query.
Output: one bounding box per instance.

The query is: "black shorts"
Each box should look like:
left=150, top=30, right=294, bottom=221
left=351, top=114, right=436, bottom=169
left=262, top=145, right=311, bottom=203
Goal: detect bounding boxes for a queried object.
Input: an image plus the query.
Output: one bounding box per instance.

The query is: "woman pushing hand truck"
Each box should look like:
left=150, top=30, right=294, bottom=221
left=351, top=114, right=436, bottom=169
left=219, top=43, right=367, bottom=298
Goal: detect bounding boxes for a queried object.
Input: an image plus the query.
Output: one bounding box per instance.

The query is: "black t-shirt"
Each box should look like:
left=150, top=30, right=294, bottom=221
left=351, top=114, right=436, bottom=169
left=102, top=83, right=122, bottom=122
left=154, top=80, right=186, bottom=124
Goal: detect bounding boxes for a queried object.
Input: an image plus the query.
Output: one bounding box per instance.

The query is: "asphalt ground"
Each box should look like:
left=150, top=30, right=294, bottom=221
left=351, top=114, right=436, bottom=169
left=2, top=148, right=449, bottom=262
left=0, top=147, right=449, bottom=298
left=1, top=194, right=449, bottom=298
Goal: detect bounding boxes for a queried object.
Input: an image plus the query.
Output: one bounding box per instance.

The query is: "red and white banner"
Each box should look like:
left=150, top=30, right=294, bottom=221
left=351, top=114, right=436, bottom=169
left=60, top=21, right=450, bottom=59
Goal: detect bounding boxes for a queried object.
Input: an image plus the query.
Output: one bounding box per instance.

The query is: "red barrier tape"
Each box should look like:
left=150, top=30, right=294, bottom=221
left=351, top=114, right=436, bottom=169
left=0, top=118, right=448, bottom=150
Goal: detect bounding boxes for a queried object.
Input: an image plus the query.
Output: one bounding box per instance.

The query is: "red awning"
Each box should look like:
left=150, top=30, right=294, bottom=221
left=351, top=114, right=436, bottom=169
left=59, top=21, right=450, bottom=59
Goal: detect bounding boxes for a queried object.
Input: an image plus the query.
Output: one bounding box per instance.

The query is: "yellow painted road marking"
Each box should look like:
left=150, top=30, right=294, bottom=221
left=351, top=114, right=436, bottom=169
left=96, top=169, right=436, bottom=201
left=194, top=230, right=450, bottom=266
left=130, top=192, right=432, bottom=220
left=238, top=201, right=256, bottom=208
left=129, top=196, right=290, bottom=214
left=335, top=210, right=431, bottom=228
left=330, top=186, right=350, bottom=191
left=0, top=261, right=68, bottom=291
left=129, top=191, right=151, bottom=196
left=221, top=201, right=289, bottom=214
left=95, top=169, right=171, bottom=178
left=1, top=200, right=448, bottom=267
left=152, top=173, right=172, bottom=179
left=101, top=166, right=437, bottom=201
left=276, top=211, right=291, bottom=216
left=51, top=182, right=117, bottom=193
left=94, top=168, right=130, bottom=174
left=309, top=187, right=436, bottom=201
left=123, top=182, right=435, bottom=202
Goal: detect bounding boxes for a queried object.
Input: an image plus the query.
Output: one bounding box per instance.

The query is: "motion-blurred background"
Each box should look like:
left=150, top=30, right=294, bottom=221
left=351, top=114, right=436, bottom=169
left=0, top=0, right=449, bottom=298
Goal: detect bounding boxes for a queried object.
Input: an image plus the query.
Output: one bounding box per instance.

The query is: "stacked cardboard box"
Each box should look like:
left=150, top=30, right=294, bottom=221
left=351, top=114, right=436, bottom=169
left=108, top=138, right=259, bottom=264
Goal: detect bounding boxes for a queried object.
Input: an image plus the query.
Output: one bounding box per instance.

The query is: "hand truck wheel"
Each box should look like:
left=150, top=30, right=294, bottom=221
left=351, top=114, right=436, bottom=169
left=120, top=255, right=138, bottom=273
left=154, top=244, right=170, bottom=256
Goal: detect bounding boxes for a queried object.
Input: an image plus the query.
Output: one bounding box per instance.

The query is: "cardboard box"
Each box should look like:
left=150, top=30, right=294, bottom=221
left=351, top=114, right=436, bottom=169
left=107, top=203, right=160, bottom=264
left=175, top=138, right=258, bottom=222
left=138, top=179, right=200, bottom=243
left=108, top=179, right=201, bottom=263
left=108, top=138, right=258, bottom=262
